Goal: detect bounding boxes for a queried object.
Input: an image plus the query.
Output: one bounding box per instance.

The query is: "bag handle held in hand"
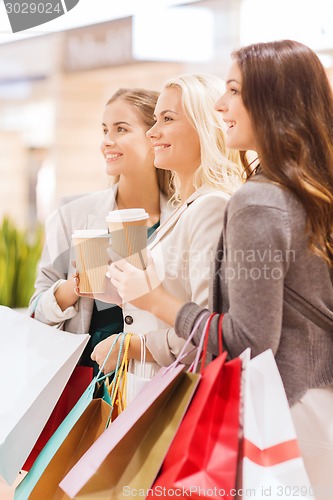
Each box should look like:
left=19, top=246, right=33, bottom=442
left=164, top=311, right=210, bottom=372
left=199, top=313, right=224, bottom=374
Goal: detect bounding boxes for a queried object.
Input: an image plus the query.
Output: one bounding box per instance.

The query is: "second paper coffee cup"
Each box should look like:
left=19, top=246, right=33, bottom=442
left=106, top=209, right=149, bottom=269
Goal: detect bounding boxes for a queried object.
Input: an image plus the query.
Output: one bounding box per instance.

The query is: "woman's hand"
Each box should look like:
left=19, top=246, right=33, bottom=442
left=91, top=334, right=121, bottom=374
left=71, top=261, right=122, bottom=305
left=109, top=253, right=163, bottom=310
left=91, top=334, right=155, bottom=374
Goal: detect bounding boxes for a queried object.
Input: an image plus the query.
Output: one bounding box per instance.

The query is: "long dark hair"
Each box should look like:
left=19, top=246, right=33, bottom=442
left=233, top=40, right=333, bottom=266
left=107, top=88, right=174, bottom=198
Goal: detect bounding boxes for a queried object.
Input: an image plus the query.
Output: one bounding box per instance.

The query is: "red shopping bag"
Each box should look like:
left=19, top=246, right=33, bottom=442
left=150, top=314, right=241, bottom=499
left=23, top=365, right=93, bottom=471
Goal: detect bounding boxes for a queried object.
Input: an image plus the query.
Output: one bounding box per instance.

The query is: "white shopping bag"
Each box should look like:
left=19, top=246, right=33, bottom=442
left=0, top=306, right=89, bottom=485
left=125, top=334, right=152, bottom=404
left=239, top=349, right=314, bottom=500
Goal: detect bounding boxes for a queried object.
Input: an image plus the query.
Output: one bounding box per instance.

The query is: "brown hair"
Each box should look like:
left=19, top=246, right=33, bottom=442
left=233, top=40, right=333, bottom=266
left=106, top=88, right=173, bottom=198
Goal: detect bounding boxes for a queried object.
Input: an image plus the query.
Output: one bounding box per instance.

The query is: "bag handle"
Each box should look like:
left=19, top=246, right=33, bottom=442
left=164, top=310, right=210, bottom=374
left=199, top=313, right=224, bottom=374
left=106, top=333, right=132, bottom=427
left=190, top=313, right=216, bottom=373
left=138, top=334, right=146, bottom=378
left=95, top=331, right=125, bottom=382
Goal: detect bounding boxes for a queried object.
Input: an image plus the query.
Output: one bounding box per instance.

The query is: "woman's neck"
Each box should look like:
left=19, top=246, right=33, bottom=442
left=178, top=176, right=196, bottom=204
left=116, top=176, right=161, bottom=226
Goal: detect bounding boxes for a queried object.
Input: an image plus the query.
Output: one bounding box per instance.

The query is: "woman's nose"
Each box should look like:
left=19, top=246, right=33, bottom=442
left=103, top=133, right=116, bottom=146
left=146, top=122, right=160, bottom=139
left=215, top=94, right=227, bottom=113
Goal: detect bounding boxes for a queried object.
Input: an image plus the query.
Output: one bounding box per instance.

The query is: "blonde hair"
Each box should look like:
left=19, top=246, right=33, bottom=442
left=163, top=74, right=243, bottom=203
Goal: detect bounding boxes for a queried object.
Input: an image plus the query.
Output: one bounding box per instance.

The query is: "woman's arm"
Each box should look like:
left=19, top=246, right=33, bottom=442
left=110, top=192, right=229, bottom=365
left=29, top=207, right=79, bottom=325
left=176, top=203, right=291, bottom=359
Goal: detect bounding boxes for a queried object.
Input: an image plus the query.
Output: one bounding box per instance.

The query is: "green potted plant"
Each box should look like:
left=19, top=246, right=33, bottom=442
left=0, top=217, right=44, bottom=308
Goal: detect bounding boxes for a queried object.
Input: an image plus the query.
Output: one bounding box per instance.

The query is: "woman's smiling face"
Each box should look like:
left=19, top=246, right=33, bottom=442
left=100, top=99, right=154, bottom=178
left=215, top=61, right=257, bottom=152
left=147, top=87, right=201, bottom=177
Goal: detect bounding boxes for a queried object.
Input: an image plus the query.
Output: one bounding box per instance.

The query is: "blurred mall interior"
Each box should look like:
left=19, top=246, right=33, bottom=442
left=1, top=0, right=333, bottom=229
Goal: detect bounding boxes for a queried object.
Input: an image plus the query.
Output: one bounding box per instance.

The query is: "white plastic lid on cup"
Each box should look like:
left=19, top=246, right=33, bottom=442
left=106, top=208, right=149, bottom=223
left=71, top=229, right=109, bottom=238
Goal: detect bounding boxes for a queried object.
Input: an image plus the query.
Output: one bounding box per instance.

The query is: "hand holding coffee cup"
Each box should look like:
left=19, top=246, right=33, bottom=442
left=106, top=209, right=149, bottom=270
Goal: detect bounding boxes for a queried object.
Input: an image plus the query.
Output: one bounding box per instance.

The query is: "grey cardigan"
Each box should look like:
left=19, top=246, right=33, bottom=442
left=176, top=176, right=333, bottom=406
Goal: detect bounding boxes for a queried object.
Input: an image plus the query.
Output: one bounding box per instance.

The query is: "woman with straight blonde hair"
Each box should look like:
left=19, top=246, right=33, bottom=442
left=29, top=87, right=174, bottom=373
left=92, top=73, right=243, bottom=395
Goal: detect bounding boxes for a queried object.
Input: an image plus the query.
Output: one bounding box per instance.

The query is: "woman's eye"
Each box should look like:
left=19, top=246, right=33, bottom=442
left=103, top=128, right=108, bottom=135
left=164, top=115, right=173, bottom=122
left=117, top=126, right=127, bottom=133
left=230, top=88, right=239, bottom=95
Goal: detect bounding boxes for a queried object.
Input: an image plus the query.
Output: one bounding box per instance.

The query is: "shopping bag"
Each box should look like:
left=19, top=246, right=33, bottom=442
left=59, top=365, right=200, bottom=499
left=15, top=333, right=127, bottom=500
left=17, top=395, right=111, bottom=499
left=238, top=349, right=314, bottom=499
left=59, top=312, right=215, bottom=499
left=23, top=365, right=93, bottom=471
left=150, top=314, right=241, bottom=499
left=0, top=306, right=89, bottom=485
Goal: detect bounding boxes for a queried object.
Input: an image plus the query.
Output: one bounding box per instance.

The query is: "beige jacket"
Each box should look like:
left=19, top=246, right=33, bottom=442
left=122, top=185, right=230, bottom=376
left=29, top=184, right=171, bottom=334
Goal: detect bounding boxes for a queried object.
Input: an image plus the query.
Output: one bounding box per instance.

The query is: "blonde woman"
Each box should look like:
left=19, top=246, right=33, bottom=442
left=92, top=74, right=243, bottom=391
left=29, top=88, right=174, bottom=373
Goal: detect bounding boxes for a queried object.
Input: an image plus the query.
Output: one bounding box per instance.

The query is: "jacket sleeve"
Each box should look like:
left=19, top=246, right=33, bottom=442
left=28, top=206, right=78, bottom=327
left=146, top=192, right=229, bottom=366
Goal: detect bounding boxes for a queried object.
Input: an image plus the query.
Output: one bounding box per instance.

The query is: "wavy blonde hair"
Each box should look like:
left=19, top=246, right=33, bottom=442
left=163, top=74, right=243, bottom=203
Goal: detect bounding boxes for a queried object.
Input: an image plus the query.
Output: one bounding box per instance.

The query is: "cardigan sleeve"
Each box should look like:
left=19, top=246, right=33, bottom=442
left=176, top=204, right=292, bottom=359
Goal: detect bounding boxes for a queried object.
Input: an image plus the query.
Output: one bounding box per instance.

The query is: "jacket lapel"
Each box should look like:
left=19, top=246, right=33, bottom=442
left=87, top=185, right=118, bottom=229
left=148, top=185, right=213, bottom=249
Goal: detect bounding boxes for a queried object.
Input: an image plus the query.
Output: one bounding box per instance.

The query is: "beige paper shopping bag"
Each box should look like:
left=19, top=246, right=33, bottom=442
left=60, top=369, right=199, bottom=499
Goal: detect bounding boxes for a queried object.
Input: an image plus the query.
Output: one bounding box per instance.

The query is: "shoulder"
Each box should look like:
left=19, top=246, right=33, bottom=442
left=183, top=187, right=230, bottom=236
left=227, top=176, right=296, bottom=219
left=57, top=187, right=116, bottom=221
left=188, top=186, right=230, bottom=213
left=61, top=187, right=116, bottom=211
left=45, top=186, right=116, bottom=235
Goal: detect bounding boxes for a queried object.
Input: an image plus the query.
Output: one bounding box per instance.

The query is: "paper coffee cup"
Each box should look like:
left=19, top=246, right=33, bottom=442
left=71, top=229, right=110, bottom=293
left=106, top=209, right=149, bottom=269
